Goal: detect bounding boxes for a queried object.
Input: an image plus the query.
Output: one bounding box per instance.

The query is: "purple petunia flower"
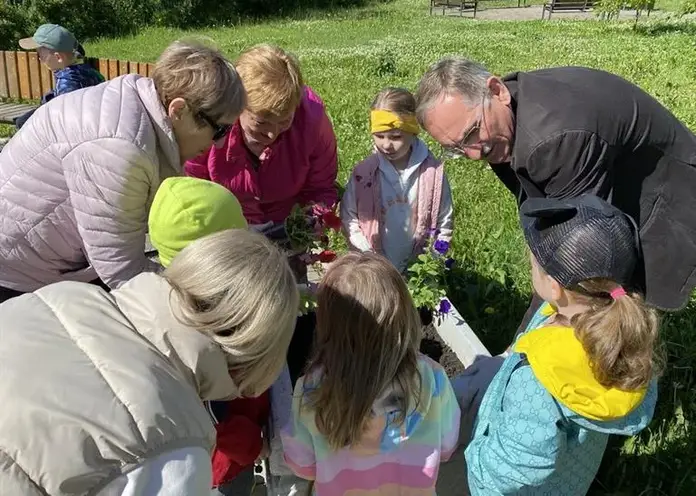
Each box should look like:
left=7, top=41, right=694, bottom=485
left=434, top=239, right=450, bottom=255
left=445, top=257, right=455, bottom=270
left=439, top=299, right=452, bottom=314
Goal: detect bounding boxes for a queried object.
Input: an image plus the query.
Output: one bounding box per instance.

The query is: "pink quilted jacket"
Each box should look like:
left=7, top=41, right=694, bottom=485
left=0, top=74, right=181, bottom=292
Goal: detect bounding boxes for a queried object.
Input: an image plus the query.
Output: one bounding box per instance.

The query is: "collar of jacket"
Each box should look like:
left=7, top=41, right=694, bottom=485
left=133, top=75, right=182, bottom=173
left=112, top=272, right=240, bottom=401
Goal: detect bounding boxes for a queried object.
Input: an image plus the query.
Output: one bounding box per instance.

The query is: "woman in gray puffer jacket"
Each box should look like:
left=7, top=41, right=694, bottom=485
left=0, top=39, right=246, bottom=302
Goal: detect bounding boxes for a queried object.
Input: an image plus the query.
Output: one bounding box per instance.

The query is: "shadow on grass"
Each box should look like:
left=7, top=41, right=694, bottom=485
left=633, top=20, right=696, bottom=37
left=222, top=0, right=392, bottom=25
left=444, top=263, right=531, bottom=355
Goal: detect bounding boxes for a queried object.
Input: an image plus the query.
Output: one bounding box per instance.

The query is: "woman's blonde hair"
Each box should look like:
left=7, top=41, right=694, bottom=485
left=236, top=44, right=304, bottom=118
left=153, top=39, right=247, bottom=125
left=307, top=252, right=422, bottom=450
left=371, top=87, right=417, bottom=118
left=566, top=278, right=662, bottom=391
left=164, top=229, right=299, bottom=397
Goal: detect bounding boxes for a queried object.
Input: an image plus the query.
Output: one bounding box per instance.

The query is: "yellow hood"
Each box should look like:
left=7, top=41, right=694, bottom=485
left=514, top=316, right=647, bottom=422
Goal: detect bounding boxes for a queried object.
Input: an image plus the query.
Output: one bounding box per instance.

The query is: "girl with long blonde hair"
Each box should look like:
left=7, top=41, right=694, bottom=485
left=282, top=252, right=460, bottom=494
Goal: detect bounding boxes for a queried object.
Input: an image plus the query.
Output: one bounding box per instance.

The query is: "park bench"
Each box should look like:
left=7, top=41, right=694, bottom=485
left=0, top=101, right=33, bottom=124
left=430, top=0, right=479, bottom=18
left=0, top=50, right=153, bottom=124
left=541, top=0, right=595, bottom=19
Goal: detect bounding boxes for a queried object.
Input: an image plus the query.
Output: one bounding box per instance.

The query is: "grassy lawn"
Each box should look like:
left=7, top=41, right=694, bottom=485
left=3, top=0, right=696, bottom=493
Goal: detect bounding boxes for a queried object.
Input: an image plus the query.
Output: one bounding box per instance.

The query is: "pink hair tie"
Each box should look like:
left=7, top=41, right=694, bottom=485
left=610, top=287, right=627, bottom=300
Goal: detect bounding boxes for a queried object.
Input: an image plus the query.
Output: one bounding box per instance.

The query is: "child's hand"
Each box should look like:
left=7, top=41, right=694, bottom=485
left=255, top=436, right=270, bottom=463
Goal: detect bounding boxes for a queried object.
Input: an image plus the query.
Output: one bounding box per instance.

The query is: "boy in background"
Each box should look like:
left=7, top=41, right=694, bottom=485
left=15, top=23, right=104, bottom=128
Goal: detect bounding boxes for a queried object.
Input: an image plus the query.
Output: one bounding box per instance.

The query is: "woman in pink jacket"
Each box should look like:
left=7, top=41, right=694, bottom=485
left=0, top=40, right=246, bottom=303
left=185, top=44, right=339, bottom=226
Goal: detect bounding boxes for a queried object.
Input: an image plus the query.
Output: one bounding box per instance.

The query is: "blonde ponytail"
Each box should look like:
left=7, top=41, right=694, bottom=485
left=570, top=279, right=662, bottom=391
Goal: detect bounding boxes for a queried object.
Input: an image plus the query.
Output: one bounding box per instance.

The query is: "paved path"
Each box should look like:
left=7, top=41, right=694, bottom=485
left=434, top=5, right=651, bottom=21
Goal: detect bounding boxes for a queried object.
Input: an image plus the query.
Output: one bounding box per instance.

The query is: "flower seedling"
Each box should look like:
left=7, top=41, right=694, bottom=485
left=406, top=232, right=455, bottom=324
left=285, top=202, right=342, bottom=276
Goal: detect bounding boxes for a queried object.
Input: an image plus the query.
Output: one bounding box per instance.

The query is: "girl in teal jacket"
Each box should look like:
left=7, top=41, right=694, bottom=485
left=466, top=195, right=661, bottom=495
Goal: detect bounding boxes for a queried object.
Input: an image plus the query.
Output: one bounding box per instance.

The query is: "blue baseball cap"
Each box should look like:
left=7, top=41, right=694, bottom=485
left=19, top=24, right=78, bottom=53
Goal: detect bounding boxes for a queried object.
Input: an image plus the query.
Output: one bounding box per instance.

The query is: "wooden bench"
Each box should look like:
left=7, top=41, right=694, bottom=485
left=541, top=0, right=595, bottom=19
left=0, top=51, right=155, bottom=124
left=0, top=101, right=35, bottom=124
left=430, top=0, right=479, bottom=18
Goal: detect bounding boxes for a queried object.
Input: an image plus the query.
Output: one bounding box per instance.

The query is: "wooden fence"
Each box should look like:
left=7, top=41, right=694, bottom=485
left=0, top=51, right=154, bottom=100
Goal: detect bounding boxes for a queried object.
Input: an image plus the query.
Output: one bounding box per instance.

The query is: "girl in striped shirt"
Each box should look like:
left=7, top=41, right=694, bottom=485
left=282, top=252, right=460, bottom=495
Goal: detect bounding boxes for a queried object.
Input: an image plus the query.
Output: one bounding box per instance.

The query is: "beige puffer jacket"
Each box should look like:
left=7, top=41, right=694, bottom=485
left=0, top=74, right=180, bottom=292
left=0, top=272, right=239, bottom=495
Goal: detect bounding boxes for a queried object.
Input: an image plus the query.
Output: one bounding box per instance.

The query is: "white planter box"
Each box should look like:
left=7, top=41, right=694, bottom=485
left=434, top=297, right=491, bottom=368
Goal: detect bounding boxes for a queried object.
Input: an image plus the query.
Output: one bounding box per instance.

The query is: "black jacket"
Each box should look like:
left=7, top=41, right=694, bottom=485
left=497, top=67, right=696, bottom=310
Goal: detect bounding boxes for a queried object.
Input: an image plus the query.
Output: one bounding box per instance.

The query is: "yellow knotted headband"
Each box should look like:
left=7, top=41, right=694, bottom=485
left=370, top=109, right=420, bottom=135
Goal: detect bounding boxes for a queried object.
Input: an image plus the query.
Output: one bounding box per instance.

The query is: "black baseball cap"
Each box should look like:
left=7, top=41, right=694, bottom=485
left=520, top=195, right=640, bottom=288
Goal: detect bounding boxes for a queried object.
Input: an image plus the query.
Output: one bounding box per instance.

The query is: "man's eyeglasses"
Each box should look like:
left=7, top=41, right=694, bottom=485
left=440, top=96, right=487, bottom=159
left=198, top=112, right=231, bottom=142
left=441, top=120, right=482, bottom=159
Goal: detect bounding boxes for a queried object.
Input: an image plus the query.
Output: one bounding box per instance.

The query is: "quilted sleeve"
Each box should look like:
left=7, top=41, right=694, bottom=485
left=63, top=137, right=160, bottom=289
left=465, top=366, right=566, bottom=495
left=436, top=174, right=454, bottom=243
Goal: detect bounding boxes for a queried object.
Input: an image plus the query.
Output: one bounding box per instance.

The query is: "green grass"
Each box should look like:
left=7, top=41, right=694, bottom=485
left=0, top=124, right=15, bottom=138
left=4, top=0, right=696, bottom=493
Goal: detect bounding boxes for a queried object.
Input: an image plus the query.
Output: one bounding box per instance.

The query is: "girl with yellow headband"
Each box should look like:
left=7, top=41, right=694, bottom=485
left=340, top=87, right=454, bottom=272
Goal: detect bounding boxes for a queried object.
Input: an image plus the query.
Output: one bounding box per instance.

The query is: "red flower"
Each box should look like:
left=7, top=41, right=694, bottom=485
left=311, top=203, right=331, bottom=217
left=318, top=250, right=337, bottom=263
left=321, top=211, right=342, bottom=231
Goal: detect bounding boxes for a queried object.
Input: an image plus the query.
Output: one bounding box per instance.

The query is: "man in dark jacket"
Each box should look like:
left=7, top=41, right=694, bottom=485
left=416, top=59, right=696, bottom=316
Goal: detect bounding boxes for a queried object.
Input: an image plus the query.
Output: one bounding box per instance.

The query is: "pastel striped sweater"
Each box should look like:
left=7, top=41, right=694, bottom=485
left=282, top=355, right=460, bottom=495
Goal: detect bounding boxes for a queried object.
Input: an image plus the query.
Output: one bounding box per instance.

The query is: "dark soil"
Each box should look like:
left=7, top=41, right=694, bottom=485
left=420, top=323, right=466, bottom=377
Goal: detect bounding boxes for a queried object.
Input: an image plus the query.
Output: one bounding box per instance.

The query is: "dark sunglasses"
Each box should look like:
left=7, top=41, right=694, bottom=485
left=198, top=112, right=231, bottom=142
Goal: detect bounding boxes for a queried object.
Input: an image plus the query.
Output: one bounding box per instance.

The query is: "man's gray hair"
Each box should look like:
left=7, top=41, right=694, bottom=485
left=415, top=57, right=492, bottom=126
